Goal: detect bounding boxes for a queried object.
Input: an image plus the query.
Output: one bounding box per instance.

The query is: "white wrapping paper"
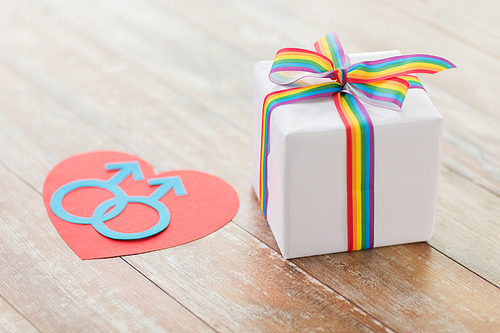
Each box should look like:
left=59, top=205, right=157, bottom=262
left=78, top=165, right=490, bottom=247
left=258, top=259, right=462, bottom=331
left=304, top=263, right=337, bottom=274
left=252, top=51, right=443, bottom=259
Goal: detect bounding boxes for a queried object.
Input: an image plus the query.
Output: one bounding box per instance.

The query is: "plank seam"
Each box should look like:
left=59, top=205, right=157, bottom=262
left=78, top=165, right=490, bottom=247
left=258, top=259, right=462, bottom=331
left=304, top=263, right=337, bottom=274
left=0, top=160, right=41, bottom=197
left=119, top=257, right=220, bottom=333
left=0, top=58, right=134, bottom=169
left=35, top=0, right=252, bottom=138
left=426, top=242, right=500, bottom=291
left=376, top=0, right=499, bottom=59
left=232, top=221, right=398, bottom=333
left=0, top=162, right=216, bottom=332
left=441, top=158, right=500, bottom=199
left=0, top=294, right=41, bottom=333
left=146, top=0, right=261, bottom=63
left=20, top=0, right=500, bottom=203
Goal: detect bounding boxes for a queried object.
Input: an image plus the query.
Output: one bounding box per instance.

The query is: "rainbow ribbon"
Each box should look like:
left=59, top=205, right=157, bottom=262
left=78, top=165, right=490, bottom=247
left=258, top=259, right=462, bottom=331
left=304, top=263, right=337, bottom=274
left=260, top=32, right=455, bottom=251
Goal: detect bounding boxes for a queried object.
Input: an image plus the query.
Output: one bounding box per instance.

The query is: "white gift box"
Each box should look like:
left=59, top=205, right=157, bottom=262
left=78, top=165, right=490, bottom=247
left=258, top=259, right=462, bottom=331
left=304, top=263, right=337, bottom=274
left=252, top=51, right=443, bottom=259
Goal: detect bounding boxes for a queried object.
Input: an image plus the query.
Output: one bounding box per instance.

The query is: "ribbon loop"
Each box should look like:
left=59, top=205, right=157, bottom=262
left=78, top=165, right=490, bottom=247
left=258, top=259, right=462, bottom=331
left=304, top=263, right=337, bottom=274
left=269, top=48, right=334, bottom=85
left=346, top=54, right=456, bottom=84
left=348, top=77, right=410, bottom=110
left=314, top=32, right=350, bottom=69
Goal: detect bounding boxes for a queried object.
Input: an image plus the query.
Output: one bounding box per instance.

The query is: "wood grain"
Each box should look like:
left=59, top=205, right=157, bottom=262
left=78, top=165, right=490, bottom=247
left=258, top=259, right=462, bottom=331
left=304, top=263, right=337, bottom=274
left=426, top=84, right=500, bottom=196
left=379, top=0, right=500, bottom=57
left=148, top=0, right=500, bottom=198
left=126, top=223, right=390, bottom=333
left=0, top=61, right=216, bottom=332
left=0, top=0, right=499, bottom=331
left=36, top=0, right=500, bottom=198
left=0, top=2, right=391, bottom=331
left=0, top=297, right=38, bottom=333
left=32, top=0, right=256, bottom=134
left=293, top=242, right=500, bottom=333
left=0, top=63, right=119, bottom=192
left=432, top=166, right=500, bottom=286
left=0, top=163, right=216, bottom=332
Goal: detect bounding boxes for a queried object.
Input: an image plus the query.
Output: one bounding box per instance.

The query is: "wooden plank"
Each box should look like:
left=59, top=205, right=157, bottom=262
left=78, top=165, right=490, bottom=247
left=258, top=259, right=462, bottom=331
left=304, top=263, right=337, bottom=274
left=426, top=83, right=500, bottom=196
left=0, top=163, right=216, bottom=332
left=29, top=0, right=256, bottom=134
left=0, top=297, right=38, bottom=333
left=431, top=166, right=500, bottom=286
left=0, top=61, right=119, bottom=192
left=1, top=1, right=500, bottom=331
left=126, top=223, right=389, bottom=332
left=0, top=5, right=390, bottom=332
left=293, top=242, right=500, bottom=333
left=378, top=0, right=500, bottom=56
left=0, top=68, right=215, bottom=332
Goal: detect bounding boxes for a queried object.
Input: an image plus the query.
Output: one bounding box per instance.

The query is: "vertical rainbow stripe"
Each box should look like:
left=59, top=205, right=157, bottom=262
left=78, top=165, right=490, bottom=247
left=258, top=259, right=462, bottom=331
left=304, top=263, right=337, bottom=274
left=333, top=93, right=374, bottom=250
left=259, top=32, right=455, bottom=252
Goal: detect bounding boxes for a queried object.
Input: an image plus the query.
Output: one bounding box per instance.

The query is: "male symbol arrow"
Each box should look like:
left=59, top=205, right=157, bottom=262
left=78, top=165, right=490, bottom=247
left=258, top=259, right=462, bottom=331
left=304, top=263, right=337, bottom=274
left=105, top=161, right=186, bottom=200
left=105, top=161, right=145, bottom=185
left=148, top=176, right=187, bottom=200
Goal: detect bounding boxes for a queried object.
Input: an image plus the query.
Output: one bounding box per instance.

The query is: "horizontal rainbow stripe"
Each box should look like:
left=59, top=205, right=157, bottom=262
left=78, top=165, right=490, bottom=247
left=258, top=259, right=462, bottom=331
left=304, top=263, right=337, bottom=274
left=350, top=77, right=409, bottom=110
left=269, top=48, right=334, bottom=85
left=270, top=48, right=334, bottom=74
left=347, top=54, right=456, bottom=83
left=400, top=75, right=425, bottom=89
left=259, top=32, right=455, bottom=252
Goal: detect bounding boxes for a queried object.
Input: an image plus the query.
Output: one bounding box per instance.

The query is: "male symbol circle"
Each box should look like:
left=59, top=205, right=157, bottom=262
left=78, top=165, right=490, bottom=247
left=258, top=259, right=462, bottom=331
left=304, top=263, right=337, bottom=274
left=49, top=161, right=187, bottom=240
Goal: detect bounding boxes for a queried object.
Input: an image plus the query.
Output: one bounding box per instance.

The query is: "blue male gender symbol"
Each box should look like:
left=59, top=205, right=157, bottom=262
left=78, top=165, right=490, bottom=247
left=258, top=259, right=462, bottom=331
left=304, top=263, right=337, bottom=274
left=49, top=161, right=187, bottom=240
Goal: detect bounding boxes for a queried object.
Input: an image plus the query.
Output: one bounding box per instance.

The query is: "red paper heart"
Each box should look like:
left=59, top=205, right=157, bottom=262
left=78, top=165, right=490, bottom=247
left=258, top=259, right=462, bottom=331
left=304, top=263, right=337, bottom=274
left=43, top=151, right=239, bottom=259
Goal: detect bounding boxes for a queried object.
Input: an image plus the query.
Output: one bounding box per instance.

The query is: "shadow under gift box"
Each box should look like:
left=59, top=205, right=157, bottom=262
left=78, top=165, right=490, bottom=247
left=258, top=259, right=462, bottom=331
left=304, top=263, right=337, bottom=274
left=252, top=50, right=443, bottom=259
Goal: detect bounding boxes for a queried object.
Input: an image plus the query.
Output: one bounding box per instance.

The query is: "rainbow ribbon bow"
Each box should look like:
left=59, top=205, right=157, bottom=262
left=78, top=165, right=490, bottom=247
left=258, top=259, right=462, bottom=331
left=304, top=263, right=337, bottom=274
left=259, top=32, right=454, bottom=251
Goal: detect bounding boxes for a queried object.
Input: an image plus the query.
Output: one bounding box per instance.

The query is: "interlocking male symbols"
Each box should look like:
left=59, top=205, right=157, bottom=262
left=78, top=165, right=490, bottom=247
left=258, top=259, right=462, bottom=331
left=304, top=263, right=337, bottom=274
left=43, top=151, right=239, bottom=259
left=50, top=161, right=187, bottom=240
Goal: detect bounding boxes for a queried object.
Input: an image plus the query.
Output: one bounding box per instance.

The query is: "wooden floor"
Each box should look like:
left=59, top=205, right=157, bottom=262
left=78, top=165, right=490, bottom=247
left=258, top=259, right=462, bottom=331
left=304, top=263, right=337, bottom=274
left=1, top=0, right=499, bottom=332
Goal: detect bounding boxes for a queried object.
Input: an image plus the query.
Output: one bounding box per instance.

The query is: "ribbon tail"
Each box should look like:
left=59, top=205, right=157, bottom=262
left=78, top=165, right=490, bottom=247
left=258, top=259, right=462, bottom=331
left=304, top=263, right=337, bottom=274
left=349, top=76, right=410, bottom=111
left=399, top=75, right=425, bottom=90
left=333, top=93, right=374, bottom=250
